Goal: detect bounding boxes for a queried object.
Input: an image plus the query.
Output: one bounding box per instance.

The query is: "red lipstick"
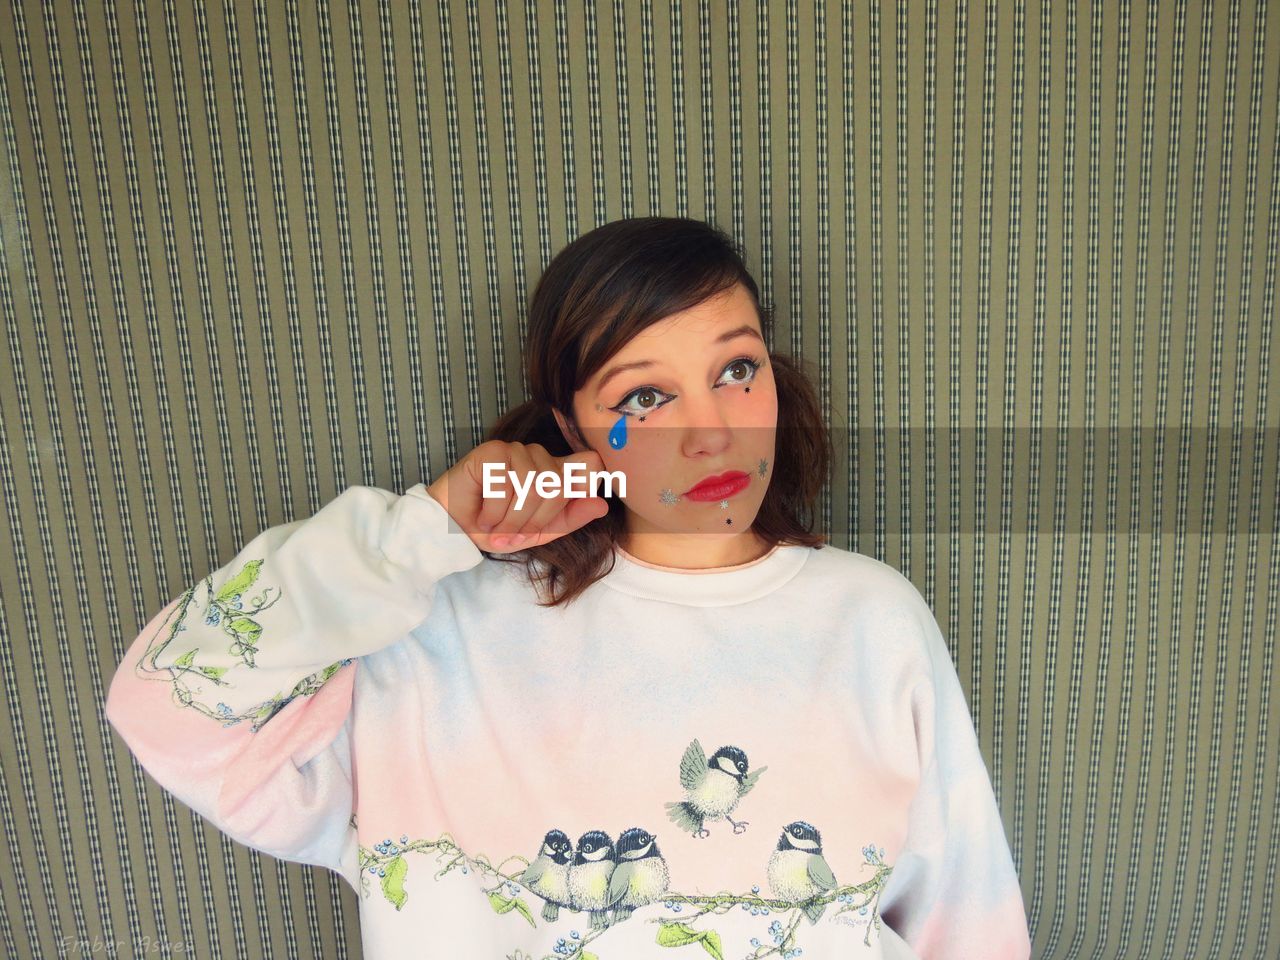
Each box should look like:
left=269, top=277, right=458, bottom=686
left=684, top=470, right=751, bottom=502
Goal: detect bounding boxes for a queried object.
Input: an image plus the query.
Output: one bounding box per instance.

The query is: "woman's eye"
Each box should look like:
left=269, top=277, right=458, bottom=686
left=612, top=386, right=673, bottom=417
left=609, top=358, right=760, bottom=417
left=718, top=357, right=761, bottom=386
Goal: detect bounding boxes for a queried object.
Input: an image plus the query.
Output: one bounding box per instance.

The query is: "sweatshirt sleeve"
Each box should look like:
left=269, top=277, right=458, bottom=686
left=105, top=483, right=483, bottom=891
left=876, top=589, right=1032, bottom=959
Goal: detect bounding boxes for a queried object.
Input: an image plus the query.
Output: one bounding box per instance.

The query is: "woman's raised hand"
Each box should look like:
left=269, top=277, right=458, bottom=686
left=425, top=440, right=612, bottom=554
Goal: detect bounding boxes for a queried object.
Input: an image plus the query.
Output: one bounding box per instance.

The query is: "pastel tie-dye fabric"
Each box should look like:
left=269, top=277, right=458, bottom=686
left=106, top=484, right=1031, bottom=959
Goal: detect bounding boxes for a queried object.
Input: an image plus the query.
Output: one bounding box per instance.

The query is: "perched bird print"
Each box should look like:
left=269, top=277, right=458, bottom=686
left=767, top=820, right=838, bottom=924
left=518, top=829, right=575, bottom=922
left=665, top=740, right=767, bottom=838
left=567, top=830, right=617, bottom=930
left=606, top=827, right=671, bottom=923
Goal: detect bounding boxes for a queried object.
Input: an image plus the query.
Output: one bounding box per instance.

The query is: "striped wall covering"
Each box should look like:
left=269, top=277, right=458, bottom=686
left=0, top=0, right=1276, bottom=956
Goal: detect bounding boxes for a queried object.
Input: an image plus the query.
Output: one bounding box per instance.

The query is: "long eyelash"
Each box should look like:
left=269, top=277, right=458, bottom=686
left=608, top=356, right=764, bottom=416
left=726, top=355, right=764, bottom=377
left=607, top=395, right=663, bottom=418
left=607, top=383, right=673, bottom=417
left=712, top=355, right=764, bottom=388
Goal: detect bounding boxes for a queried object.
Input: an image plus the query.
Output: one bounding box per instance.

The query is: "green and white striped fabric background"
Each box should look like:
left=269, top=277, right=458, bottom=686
left=0, top=0, right=1275, bottom=956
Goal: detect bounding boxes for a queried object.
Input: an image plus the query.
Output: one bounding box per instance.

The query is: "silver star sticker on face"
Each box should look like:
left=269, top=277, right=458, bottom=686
left=659, top=489, right=681, bottom=505
left=719, top=500, right=729, bottom=509
left=758, top=458, right=769, bottom=477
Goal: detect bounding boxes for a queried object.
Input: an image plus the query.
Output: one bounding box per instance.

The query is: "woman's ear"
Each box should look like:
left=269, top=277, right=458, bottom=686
left=552, top=406, right=587, bottom=453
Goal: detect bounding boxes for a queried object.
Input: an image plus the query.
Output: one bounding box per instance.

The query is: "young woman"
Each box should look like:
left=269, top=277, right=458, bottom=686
left=107, top=217, right=1031, bottom=959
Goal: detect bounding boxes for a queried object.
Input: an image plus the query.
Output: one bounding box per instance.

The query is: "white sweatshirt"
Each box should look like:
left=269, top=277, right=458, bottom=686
left=106, top=482, right=1031, bottom=959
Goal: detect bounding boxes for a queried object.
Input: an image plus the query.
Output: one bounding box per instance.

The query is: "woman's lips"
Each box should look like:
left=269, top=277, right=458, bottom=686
left=684, top=471, right=751, bottom=502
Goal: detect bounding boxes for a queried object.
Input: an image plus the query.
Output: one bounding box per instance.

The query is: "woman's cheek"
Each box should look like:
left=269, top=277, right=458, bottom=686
left=617, top=448, right=667, bottom=501
left=593, top=434, right=647, bottom=497
left=752, top=371, right=780, bottom=423
left=751, top=396, right=778, bottom=429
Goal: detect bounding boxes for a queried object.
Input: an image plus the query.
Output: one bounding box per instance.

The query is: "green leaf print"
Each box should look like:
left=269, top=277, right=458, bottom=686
left=657, top=923, right=701, bottom=947
left=216, top=560, right=263, bottom=602
left=226, top=617, right=263, bottom=641
left=318, top=661, right=345, bottom=682
left=655, top=922, right=723, bottom=958
left=489, top=892, right=517, bottom=915
left=487, top=892, right=537, bottom=928
left=512, top=898, right=536, bottom=927
left=226, top=617, right=264, bottom=665
left=381, top=856, right=408, bottom=911
left=170, top=648, right=228, bottom=684
left=697, top=930, right=723, bottom=959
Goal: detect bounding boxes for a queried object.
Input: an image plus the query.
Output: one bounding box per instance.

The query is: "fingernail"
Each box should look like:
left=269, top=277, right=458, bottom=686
left=490, top=534, right=511, bottom=548
left=511, top=533, right=527, bottom=545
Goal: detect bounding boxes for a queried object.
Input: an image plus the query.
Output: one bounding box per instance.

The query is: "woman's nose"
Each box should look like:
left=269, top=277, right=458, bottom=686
left=677, top=391, right=735, bottom=452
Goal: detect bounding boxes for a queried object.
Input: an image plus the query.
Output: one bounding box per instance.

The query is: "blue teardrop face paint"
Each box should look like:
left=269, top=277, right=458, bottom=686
left=608, top=414, right=628, bottom=450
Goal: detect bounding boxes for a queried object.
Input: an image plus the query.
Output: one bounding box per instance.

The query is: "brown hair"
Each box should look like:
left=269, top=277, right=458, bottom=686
left=484, top=216, right=831, bottom=607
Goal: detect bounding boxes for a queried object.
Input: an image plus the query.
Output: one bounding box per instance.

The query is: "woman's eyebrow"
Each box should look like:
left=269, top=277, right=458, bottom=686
left=596, top=324, right=764, bottom=394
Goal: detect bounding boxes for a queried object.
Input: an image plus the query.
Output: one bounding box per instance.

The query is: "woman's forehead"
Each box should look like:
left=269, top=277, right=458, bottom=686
left=579, top=288, right=762, bottom=390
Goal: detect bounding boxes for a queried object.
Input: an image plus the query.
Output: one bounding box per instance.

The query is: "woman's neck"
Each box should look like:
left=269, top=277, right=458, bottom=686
left=617, top=524, right=773, bottom=570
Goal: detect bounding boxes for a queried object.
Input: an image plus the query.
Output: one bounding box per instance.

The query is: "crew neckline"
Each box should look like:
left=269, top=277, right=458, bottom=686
left=602, top=540, right=812, bottom=606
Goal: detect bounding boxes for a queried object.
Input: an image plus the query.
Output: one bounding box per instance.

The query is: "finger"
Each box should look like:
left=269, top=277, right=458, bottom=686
left=471, top=444, right=520, bottom=534
left=442, top=455, right=487, bottom=535
left=489, top=443, right=545, bottom=536
left=561, top=449, right=619, bottom=501
left=556, top=447, right=606, bottom=480
left=520, top=495, right=611, bottom=547
left=512, top=447, right=578, bottom=536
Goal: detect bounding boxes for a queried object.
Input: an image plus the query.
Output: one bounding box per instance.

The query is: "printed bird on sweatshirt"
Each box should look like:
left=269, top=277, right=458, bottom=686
left=518, top=829, right=575, bottom=922
left=767, top=820, right=838, bottom=924
left=567, top=830, right=617, bottom=930
left=665, top=740, right=766, bottom=838
left=605, top=827, right=670, bottom=923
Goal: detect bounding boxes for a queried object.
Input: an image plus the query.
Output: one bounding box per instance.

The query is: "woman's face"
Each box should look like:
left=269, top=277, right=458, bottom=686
left=555, top=283, right=778, bottom=545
